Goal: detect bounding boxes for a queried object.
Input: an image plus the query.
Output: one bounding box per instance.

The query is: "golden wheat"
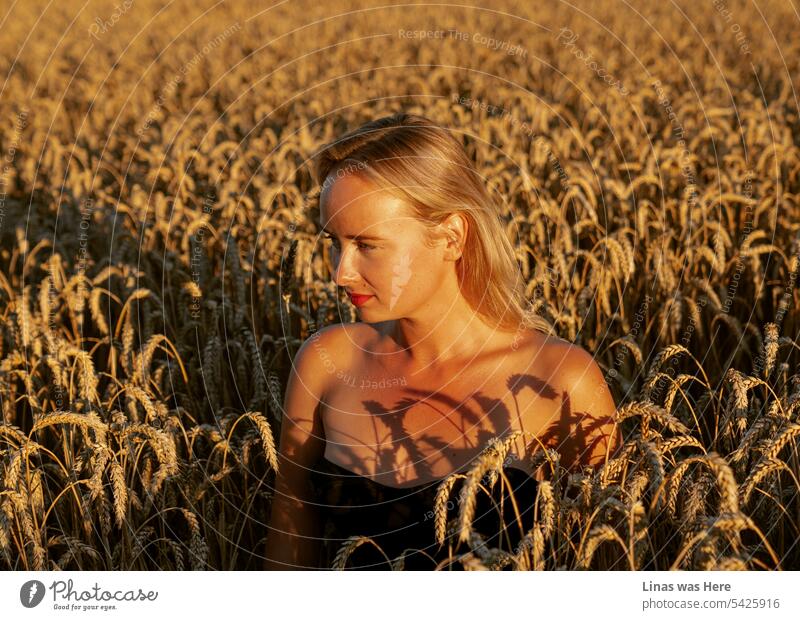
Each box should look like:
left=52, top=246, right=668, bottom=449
left=577, top=524, right=625, bottom=569
left=0, top=0, right=798, bottom=571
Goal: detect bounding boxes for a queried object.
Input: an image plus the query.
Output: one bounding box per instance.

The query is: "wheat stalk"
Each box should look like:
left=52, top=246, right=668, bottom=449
left=739, top=457, right=787, bottom=505
left=52, top=535, right=103, bottom=569
left=89, top=287, right=111, bottom=336
left=715, top=555, right=748, bottom=570
left=180, top=509, right=208, bottom=570
left=763, top=422, right=800, bottom=460
left=536, top=480, right=556, bottom=538
left=236, top=412, right=278, bottom=473
left=331, top=535, right=391, bottom=570
left=455, top=442, right=507, bottom=544
left=434, top=473, right=465, bottom=546
left=577, top=524, right=625, bottom=569
left=110, top=460, right=128, bottom=529
left=657, top=435, right=705, bottom=454
left=166, top=539, right=185, bottom=570
left=762, top=322, right=779, bottom=377
left=121, top=424, right=178, bottom=495
left=30, top=411, right=107, bottom=435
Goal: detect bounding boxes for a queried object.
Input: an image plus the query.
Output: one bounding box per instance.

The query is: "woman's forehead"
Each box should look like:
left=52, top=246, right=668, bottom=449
left=319, top=173, right=413, bottom=229
left=320, top=170, right=380, bottom=209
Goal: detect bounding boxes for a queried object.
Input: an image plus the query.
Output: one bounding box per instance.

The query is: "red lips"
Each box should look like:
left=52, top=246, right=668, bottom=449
left=347, top=292, right=374, bottom=307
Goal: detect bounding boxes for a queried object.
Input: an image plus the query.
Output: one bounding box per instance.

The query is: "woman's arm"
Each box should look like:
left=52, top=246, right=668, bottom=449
left=263, top=334, right=330, bottom=570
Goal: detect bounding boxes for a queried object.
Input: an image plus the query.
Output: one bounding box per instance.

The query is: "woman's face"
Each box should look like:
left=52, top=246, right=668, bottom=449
left=318, top=170, right=454, bottom=321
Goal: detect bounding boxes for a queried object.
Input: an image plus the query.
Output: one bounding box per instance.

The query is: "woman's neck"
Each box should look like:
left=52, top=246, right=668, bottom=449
left=375, top=295, right=503, bottom=371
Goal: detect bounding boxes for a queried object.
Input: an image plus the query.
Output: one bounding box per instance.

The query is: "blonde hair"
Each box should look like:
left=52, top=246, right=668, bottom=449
left=313, top=112, right=553, bottom=335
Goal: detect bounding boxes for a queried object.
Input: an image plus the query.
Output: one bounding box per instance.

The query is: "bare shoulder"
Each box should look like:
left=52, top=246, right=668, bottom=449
left=302, top=321, right=373, bottom=358
left=296, top=322, right=372, bottom=393
left=508, top=328, right=565, bottom=368
left=527, top=334, right=620, bottom=469
left=275, top=322, right=372, bottom=466
left=536, top=336, right=609, bottom=397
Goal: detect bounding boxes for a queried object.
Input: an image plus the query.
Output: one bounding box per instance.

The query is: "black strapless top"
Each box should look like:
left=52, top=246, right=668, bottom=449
left=310, top=457, right=539, bottom=570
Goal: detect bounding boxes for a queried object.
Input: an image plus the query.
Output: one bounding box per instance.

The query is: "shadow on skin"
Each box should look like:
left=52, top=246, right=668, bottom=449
left=538, top=389, right=614, bottom=470
left=323, top=372, right=611, bottom=486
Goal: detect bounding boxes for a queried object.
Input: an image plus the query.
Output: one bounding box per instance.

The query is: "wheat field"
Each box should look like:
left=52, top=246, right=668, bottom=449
left=0, top=0, right=798, bottom=570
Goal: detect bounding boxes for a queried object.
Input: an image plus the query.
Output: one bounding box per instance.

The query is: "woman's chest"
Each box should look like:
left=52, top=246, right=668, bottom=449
left=319, top=355, right=563, bottom=486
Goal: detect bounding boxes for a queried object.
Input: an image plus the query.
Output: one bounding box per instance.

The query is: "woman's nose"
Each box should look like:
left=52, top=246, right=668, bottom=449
left=333, top=246, right=359, bottom=286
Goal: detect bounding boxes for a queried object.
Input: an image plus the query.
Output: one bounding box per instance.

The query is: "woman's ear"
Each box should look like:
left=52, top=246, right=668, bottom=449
left=440, top=213, right=468, bottom=261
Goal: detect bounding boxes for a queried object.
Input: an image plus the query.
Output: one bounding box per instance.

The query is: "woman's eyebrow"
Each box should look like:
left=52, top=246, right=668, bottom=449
left=319, top=225, right=385, bottom=241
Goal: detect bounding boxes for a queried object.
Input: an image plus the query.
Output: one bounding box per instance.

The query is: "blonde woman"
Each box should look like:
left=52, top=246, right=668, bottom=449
left=264, top=113, right=620, bottom=570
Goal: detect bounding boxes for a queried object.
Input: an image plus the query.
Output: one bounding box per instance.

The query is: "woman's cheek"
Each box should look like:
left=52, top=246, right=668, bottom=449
left=360, top=254, right=394, bottom=292
left=373, top=249, right=410, bottom=302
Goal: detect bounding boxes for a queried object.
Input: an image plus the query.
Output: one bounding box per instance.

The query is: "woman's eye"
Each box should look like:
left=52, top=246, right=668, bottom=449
left=324, top=234, right=373, bottom=252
